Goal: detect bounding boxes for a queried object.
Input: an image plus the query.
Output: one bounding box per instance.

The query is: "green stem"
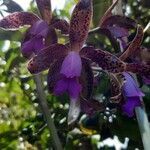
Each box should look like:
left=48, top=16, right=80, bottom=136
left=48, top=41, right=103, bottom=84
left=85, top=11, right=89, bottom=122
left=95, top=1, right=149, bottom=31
left=34, top=74, right=63, bottom=150
left=133, top=75, right=150, bottom=150
left=135, top=106, right=150, bottom=150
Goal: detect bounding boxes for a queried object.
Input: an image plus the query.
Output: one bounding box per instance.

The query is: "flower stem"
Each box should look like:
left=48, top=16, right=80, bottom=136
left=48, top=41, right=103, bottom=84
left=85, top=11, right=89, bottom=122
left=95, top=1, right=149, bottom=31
left=133, top=75, right=150, bottom=150
left=135, top=106, right=150, bottom=150
left=34, top=74, right=63, bottom=150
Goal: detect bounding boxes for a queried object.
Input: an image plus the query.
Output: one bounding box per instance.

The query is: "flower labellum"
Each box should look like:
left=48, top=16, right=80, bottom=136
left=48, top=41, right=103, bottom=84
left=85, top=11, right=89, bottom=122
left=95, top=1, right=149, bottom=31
left=122, top=72, right=144, bottom=117
left=60, top=51, right=82, bottom=78
left=54, top=52, right=82, bottom=99
left=122, top=97, right=141, bottom=117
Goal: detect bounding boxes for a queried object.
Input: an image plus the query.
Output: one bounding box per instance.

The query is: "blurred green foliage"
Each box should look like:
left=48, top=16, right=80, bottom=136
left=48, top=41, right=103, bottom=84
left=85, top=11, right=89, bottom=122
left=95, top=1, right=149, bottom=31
left=0, top=0, right=149, bottom=149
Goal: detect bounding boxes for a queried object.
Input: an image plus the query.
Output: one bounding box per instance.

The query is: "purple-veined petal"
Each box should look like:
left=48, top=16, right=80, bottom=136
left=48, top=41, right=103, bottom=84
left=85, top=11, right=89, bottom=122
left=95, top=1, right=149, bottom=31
left=119, top=25, right=143, bottom=61
left=122, top=97, right=141, bottom=117
left=80, top=46, right=126, bottom=73
left=123, top=72, right=144, bottom=97
left=51, top=18, right=69, bottom=34
left=30, top=20, right=49, bottom=37
left=68, top=78, right=82, bottom=99
left=28, top=44, right=69, bottom=74
left=35, top=0, right=52, bottom=24
left=68, top=98, right=81, bottom=125
left=0, top=12, right=40, bottom=30
left=69, top=0, right=93, bottom=51
left=60, top=51, right=82, bottom=78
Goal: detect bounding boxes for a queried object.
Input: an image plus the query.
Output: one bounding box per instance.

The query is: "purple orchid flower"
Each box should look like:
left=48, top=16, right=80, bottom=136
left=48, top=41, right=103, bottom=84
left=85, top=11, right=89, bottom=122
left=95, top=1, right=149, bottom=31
left=101, top=8, right=150, bottom=86
left=0, top=0, right=69, bottom=59
left=101, top=3, right=150, bottom=86
left=97, top=0, right=136, bottom=48
left=122, top=72, right=144, bottom=117
left=27, top=0, right=94, bottom=124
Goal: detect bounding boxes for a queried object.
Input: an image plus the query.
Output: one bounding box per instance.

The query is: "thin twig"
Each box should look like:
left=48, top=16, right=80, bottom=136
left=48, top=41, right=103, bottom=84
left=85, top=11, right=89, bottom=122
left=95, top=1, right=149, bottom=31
left=34, top=74, right=63, bottom=150
left=89, top=27, right=100, bottom=34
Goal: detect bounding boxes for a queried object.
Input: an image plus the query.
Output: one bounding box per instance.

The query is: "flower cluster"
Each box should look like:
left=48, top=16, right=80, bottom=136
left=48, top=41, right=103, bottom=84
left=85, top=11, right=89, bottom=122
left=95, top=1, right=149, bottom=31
left=0, top=0, right=149, bottom=123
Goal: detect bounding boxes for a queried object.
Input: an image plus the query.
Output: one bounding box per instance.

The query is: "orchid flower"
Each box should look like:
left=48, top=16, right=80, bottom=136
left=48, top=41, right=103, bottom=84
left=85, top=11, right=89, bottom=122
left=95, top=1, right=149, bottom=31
left=26, top=0, right=94, bottom=124
left=0, top=0, right=69, bottom=58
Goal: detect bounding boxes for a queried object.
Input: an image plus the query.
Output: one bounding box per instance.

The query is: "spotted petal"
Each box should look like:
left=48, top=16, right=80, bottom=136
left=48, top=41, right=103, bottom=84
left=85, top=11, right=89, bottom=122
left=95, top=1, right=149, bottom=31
left=51, top=18, right=69, bottom=34
left=109, top=73, right=124, bottom=103
left=0, top=12, right=40, bottom=30
left=69, top=0, right=93, bottom=51
left=35, top=0, right=52, bottom=24
left=28, top=44, right=69, bottom=74
left=80, top=46, right=126, bottom=73
left=119, top=25, right=144, bottom=61
left=80, top=58, right=93, bottom=99
left=126, top=63, right=150, bottom=78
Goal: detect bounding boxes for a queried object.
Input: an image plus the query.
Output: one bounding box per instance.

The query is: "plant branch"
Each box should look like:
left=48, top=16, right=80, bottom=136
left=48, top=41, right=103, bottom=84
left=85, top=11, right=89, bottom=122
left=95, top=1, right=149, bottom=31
left=34, top=74, right=63, bottom=150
